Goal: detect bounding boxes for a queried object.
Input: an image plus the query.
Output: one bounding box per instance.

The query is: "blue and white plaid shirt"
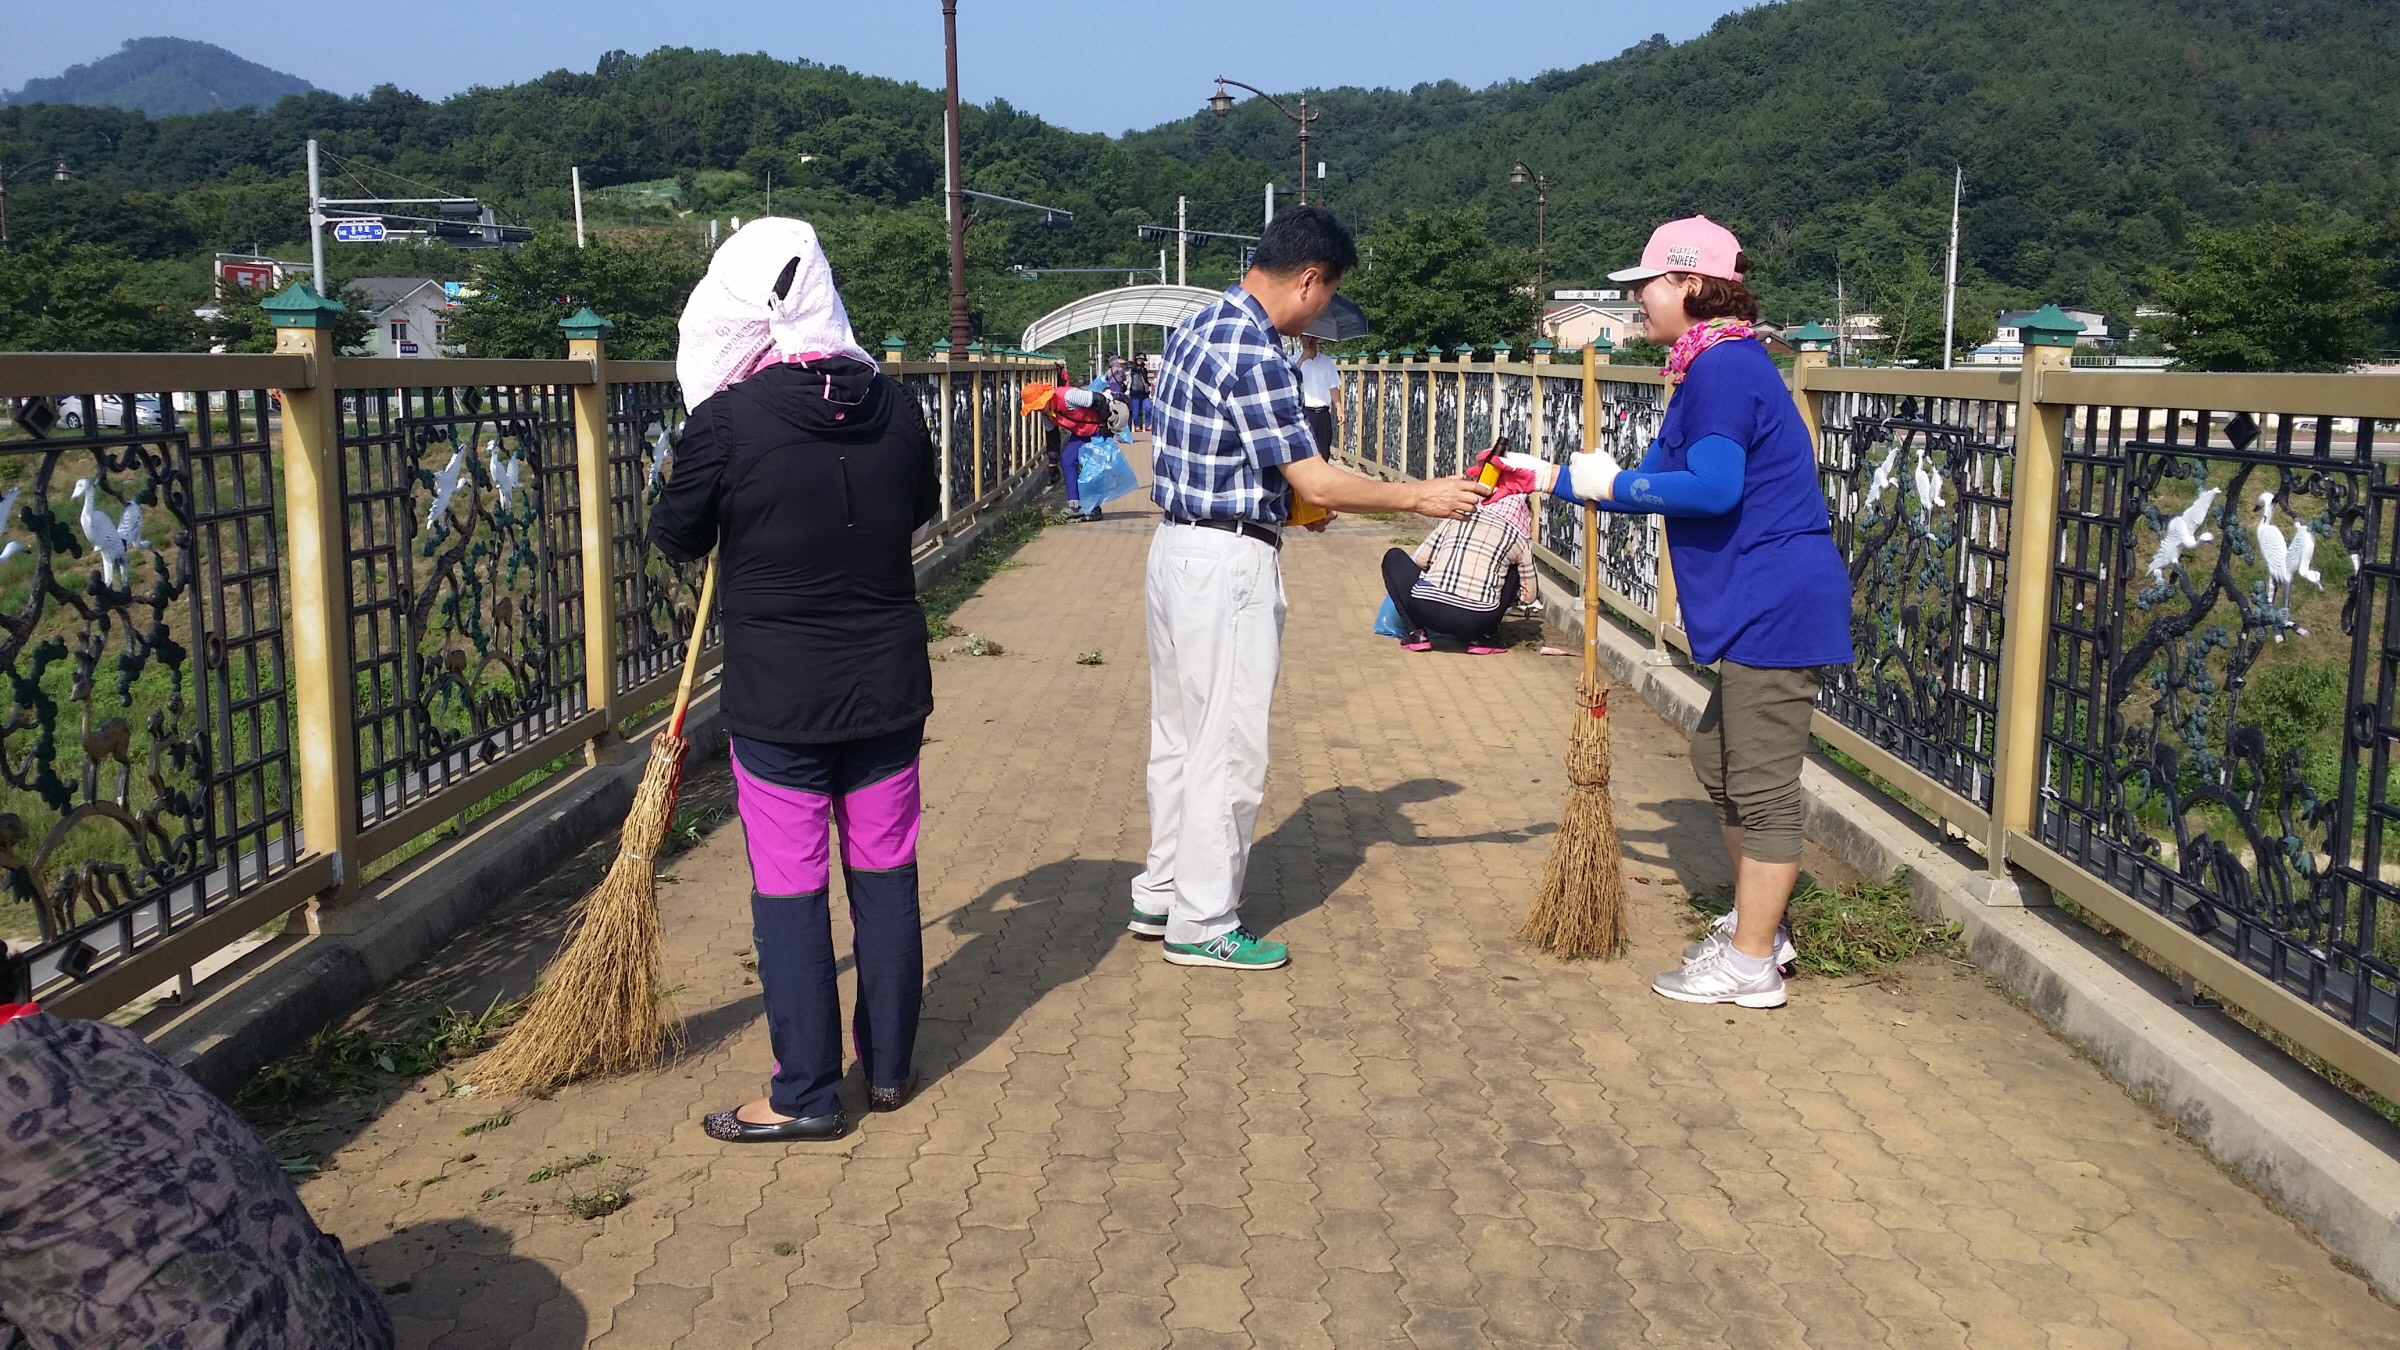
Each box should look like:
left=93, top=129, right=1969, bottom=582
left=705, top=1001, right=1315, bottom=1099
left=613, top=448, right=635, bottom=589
left=1149, top=286, right=1316, bottom=522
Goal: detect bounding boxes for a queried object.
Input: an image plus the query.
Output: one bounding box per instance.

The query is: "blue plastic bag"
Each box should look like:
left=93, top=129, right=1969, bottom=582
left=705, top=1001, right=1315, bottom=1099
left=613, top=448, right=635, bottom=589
left=1077, top=436, right=1140, bottom=508
left=1373, top=596, right=1406, bottom=638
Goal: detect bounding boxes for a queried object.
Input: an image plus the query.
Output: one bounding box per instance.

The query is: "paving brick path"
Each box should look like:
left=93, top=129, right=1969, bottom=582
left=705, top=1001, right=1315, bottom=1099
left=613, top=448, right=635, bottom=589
left=288, top=475, right=2399, bottom=1348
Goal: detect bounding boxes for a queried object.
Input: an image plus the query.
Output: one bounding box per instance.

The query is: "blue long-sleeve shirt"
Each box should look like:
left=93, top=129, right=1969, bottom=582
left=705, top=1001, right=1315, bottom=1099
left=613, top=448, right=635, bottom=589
left=1540, top=339, right=1854, bottom=668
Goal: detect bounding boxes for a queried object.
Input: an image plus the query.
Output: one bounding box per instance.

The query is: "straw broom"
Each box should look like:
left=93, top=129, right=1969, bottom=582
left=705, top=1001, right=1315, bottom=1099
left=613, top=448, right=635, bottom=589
left=1517, top=493, right=1629, bottom=959
left=475, top=557, right=719, bottom=1095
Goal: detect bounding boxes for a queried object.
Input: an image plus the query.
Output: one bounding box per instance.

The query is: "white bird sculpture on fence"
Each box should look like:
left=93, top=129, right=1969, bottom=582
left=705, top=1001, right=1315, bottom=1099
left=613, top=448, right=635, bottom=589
left=486, top=440, right=527, bottom=512
left=70, top=478, right=147, bottom=588
left=647, top=423, right=674, bottom=490
left=424, top=447, right=469, bottom=531
left=2291, top=519, right=2322, bottom=590
left=1864, top=444, right=1899, bottom=512
left=2254, top=492, right=2292, bottom=602
left=1910, top=445, right=1946, bottom=519
left=0, top=540, right=24, bottom=565
left=2145, top=486, right=2220, bottom=583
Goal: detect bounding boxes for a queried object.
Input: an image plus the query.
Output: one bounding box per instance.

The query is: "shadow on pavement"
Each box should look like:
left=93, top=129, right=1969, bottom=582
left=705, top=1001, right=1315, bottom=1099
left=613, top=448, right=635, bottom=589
left=351, top=1218, right=585, bottom=1350
left=916, top=777, right=1544, bottom=1089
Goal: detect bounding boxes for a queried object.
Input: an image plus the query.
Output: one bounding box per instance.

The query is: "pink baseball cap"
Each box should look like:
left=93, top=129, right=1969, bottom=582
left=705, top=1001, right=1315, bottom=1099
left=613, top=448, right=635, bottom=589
left=1608, top=215, right=1746, bottom=283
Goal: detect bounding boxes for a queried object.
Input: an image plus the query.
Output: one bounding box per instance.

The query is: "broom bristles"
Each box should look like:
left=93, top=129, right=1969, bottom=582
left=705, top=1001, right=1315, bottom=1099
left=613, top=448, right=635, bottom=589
left=473, top=731, right=691, bottom=1097
left=1518, top=688, right=1629, bottom=959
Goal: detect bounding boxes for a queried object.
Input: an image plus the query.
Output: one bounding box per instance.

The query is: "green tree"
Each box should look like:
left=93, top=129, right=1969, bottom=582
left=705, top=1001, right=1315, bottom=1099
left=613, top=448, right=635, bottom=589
left=2145, top=225, right=2386, bottom=372
left=0, top=242, right=197, bottom=352
left=201, top=281, right=371, bottom=353
left=446, top=228, right=707, bottom=358
left=1341, top=210, right=1537, bottom=352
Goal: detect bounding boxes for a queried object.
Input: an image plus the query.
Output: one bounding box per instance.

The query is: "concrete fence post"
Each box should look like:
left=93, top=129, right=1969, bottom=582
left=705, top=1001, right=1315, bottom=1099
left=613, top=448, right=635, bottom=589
left=562, top=307, right=621, bottom=757
left=264, top=282, right=361, bottom=921
left=1984, top=309, right=2080, bottom=882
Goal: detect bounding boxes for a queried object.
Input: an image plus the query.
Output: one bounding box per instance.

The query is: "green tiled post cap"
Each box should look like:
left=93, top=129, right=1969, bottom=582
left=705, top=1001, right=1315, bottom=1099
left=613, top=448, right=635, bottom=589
left=2018, top=304, right=2086, bottom=348
left=558, top=306, right=615, bottom=340
left=1590, top=333, right=1617, bottom=351
left=1787, top=320, right=1836, bottom=351
left=882, top=333, right=908, bottom=356
left=260, top=282, right=345, bottom=329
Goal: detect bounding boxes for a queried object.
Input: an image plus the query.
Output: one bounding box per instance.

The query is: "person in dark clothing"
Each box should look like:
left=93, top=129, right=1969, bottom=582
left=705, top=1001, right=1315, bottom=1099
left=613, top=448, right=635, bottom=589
left=1126, top=351, right=1153, bottom=431
left=653, top=218, right=939, bottom=1143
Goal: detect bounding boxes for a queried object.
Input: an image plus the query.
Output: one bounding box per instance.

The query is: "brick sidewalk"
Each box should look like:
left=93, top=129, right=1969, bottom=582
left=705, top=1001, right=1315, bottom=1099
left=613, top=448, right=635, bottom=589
left=293, top=489, right=2400, bottom=1349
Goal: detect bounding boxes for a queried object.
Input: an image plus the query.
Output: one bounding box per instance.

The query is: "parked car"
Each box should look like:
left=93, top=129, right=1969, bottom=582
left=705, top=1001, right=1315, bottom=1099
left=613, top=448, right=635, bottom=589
left=56, top=395, right=165, bottom=431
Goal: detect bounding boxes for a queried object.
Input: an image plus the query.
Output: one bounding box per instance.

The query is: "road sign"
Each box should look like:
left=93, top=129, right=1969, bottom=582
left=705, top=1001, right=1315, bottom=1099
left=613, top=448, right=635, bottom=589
left=333, top=220, right=387, bottom=243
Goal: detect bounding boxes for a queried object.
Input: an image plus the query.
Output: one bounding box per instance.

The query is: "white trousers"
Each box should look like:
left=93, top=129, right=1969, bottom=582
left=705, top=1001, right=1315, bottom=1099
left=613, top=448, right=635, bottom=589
left=1133, top=523, right=1286, bottom=944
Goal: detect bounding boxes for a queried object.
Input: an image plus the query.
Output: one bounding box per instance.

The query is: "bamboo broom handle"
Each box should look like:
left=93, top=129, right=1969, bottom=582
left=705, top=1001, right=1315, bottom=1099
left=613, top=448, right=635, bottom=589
left=1581, top=504, right=1600, bottom=699
left=667, top=555, right=721, bottom=740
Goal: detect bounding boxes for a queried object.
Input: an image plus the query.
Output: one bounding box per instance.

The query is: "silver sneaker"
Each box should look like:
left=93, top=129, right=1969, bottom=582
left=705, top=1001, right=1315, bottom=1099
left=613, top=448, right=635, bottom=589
left=1653, top=944, right=1788, bottom=1008
left=1682, top=910, right=1797, bottom=973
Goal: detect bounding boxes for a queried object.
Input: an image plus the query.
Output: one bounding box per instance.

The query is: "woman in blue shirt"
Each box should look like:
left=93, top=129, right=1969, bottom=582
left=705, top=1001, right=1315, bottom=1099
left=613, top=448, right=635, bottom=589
left=1506, top=215, right=1853, bottom=1010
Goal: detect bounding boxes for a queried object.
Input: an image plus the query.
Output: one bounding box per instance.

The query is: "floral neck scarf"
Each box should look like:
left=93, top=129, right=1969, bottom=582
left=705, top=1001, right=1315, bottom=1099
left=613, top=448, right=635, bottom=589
left=1662, top=316, right=1757, bottom=385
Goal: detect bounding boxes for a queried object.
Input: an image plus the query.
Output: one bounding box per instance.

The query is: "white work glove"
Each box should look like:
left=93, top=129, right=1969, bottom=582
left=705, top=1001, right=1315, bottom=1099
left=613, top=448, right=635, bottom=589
left=1565, top=448, right=1624, bottom=501
left=1497, top=452, right=1556, bottom=493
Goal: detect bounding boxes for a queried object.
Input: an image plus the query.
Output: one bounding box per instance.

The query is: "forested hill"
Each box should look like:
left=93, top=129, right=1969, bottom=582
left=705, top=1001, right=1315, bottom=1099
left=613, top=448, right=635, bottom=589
left=1149, top=0, right=2400, bottom=322
left=0, top=0, right=2392, bottom=353
left=4, top=38, right=316, bottom=117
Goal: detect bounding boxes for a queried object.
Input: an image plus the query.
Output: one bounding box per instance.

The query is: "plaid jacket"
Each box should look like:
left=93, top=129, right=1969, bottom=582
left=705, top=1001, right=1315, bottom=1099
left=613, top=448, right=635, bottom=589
left=1149, top=287, right=1315, bottom=523
left=1411, top=495, right=1533, bottom=609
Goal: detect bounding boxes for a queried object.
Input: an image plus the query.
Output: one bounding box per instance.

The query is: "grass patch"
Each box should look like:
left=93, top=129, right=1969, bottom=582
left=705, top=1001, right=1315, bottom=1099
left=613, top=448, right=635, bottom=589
left=922, top=505, right=1051, bottom=641
left=1076, top=650, right=1104, bottom=666
left=1686, top=869, right=1956, bottom=978
left=665, top=802, right=736, bottom=856
left=459, top=1111, right=514, bottom=1138
left=565, top=1182, right=634, bottom=1220
left=235, top=993, right=526, bottom=1125
left=527, top=1151, right=604, bottom=1184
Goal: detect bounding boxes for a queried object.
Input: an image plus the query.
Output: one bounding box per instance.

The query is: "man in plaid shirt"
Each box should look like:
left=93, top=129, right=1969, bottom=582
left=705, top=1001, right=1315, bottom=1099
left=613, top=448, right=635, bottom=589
left=1129, top=206, right=1491, bottom=971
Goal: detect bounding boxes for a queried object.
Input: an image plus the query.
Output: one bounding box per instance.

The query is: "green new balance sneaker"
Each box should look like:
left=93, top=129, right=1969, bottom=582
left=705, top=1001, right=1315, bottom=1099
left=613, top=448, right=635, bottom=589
left=1162, top=926, right=1289, bottom=970
left=1127, top=905, right=1167, bottom=939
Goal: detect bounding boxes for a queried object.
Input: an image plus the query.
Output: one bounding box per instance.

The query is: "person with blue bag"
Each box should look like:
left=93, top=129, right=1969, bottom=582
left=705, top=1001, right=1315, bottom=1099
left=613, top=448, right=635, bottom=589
left=1502, top=214, right=1854, bottom=1011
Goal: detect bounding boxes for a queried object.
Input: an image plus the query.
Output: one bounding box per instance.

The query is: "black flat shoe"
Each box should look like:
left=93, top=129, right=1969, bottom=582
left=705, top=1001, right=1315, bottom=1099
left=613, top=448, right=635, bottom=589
left=702, top=1108, right=850, bottom=1143
left=869, top=1074, right=920, bottom=1113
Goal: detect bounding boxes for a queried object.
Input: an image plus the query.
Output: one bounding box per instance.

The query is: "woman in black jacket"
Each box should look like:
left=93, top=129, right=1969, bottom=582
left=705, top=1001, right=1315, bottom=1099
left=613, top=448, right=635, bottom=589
left=652, top=219, right=941, bottom=1143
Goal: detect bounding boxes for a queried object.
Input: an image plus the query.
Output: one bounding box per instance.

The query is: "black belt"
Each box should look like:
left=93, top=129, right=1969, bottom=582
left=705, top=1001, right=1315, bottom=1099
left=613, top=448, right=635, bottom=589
left=1166, top=516, right=1282, bottom=550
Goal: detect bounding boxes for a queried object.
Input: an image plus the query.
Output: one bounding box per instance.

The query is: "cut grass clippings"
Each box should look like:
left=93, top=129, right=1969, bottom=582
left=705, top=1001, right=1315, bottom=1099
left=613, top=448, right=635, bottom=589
left=235, top=994, right=527, bottom=1126
left=1687, top=869, right=1956, bottom=978
left=923, top=505, right=1051, bottom=641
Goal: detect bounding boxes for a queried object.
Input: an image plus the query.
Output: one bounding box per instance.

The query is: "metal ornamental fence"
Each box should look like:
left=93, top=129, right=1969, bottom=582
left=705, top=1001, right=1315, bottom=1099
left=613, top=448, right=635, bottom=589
left=0, top=312, right=1053, bottom=1018
left=1333, top=339, right=2400, bottom=1103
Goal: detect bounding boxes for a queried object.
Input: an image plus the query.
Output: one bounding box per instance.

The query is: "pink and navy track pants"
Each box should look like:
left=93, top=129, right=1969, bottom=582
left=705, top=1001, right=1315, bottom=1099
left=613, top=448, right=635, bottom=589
left=731, top=723, right=924, bottom=1120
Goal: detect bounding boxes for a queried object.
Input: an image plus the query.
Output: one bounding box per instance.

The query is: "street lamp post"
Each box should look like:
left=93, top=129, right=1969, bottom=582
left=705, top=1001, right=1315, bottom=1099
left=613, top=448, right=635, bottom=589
left=1209, top=78, right=1318, bottom=207
left=942, top=0, right=972, bottom=352
left=0, top=158, right=70, bottom=252
left=1508, top=162, right=1550, bottom=307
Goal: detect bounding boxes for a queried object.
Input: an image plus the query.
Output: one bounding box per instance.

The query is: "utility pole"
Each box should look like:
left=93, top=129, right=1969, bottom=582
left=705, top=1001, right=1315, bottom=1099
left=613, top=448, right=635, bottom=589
left=1264, top=181, right=1275, bottom=232
left=571, top=166, right=586, bottom=248
left=307, top=138, right=326, bottom=294
left=1941, top=166, right=1962, bottom=370
left=1177, top=195, right=1187, bottom=286
left=764, top=165, right=772, bottom=219
left=942, top=0, right=972, bottom=352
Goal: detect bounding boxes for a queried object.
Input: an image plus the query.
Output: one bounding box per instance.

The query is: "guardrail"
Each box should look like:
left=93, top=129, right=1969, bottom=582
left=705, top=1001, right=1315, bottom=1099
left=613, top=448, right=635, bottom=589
left=1334, top=339, right=2400, bottom=1105
left=0, top=300, right=1054, bottom=1018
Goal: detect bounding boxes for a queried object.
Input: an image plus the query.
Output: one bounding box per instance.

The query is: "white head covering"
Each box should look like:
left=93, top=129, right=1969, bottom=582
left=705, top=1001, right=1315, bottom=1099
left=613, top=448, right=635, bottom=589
left=676, top=217, right=876, bottom=406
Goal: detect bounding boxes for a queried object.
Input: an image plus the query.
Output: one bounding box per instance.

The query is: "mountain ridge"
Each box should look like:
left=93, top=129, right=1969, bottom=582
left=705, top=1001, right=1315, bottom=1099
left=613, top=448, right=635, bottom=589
left=5, top=37, right=315, bottom=118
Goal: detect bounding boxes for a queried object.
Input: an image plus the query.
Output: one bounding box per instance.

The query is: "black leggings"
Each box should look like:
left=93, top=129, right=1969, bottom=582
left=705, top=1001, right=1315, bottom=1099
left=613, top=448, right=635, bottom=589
left=1383, top=548, right=1518, bottom=642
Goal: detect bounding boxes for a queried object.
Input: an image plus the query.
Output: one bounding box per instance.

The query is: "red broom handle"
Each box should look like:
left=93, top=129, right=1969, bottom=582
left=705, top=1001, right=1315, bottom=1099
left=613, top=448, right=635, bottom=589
left=667, top=555, right=720, bottom=740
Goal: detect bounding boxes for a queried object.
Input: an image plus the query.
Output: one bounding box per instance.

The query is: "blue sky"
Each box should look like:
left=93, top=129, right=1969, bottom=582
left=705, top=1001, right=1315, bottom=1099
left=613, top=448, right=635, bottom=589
left=0, top=0, right=1753, bottom=136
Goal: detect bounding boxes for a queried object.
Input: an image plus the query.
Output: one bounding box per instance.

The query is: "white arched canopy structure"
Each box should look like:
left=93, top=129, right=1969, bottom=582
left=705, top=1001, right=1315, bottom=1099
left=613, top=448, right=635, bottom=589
left=1020, top=284, right=1222, bottom=353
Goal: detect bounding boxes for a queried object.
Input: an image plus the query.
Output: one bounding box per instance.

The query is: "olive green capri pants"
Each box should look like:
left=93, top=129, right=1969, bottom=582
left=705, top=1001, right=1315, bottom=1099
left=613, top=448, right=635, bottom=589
left=1690, top=662, right=1824, bottom=865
